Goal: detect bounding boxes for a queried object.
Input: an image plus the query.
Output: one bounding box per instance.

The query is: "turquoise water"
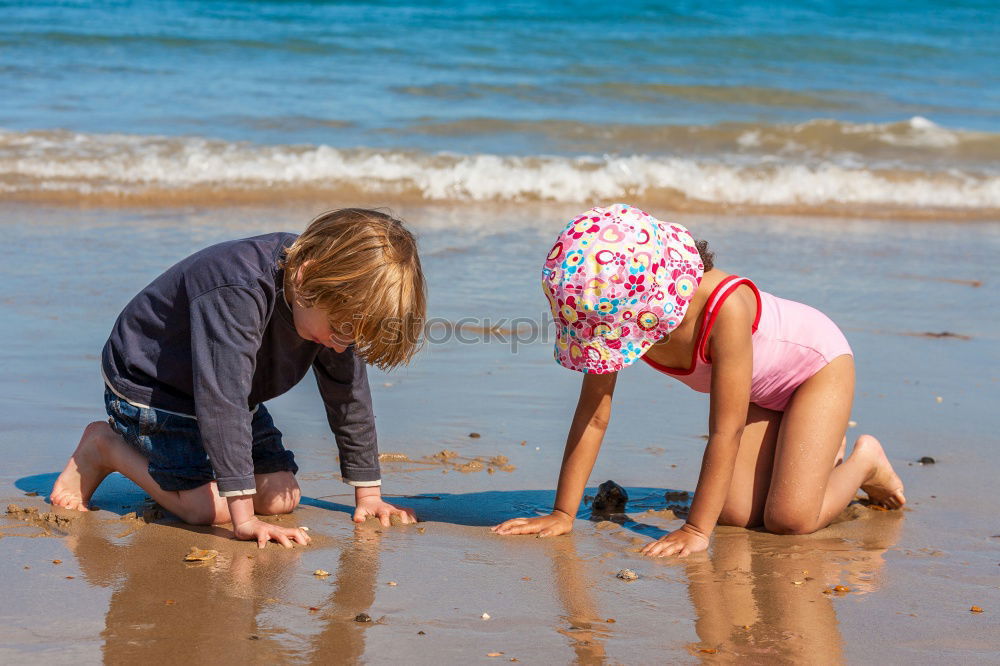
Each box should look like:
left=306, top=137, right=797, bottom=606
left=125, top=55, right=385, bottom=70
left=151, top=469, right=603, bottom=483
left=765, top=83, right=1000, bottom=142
left=1, top=1, right=998, bottom=211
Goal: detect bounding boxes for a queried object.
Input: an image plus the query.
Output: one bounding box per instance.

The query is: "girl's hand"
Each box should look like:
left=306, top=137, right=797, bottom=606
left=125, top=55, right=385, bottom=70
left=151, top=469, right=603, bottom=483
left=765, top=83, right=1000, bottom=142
left=491, top=511, right=574, bottom=537
left=640, top=524, right=709, bottom=558
left=233, top=517, right=311, bottom=549
left=353, top=496, right=417, bottom=526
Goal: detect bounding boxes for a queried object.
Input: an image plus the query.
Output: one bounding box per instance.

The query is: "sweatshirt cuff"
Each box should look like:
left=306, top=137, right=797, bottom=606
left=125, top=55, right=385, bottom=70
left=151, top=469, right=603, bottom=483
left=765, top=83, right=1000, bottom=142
left=346, top=479, right=382, bottom=488
left=219, top=487, right=257, bottom=497
left=216, top=475, right=257, bottom=496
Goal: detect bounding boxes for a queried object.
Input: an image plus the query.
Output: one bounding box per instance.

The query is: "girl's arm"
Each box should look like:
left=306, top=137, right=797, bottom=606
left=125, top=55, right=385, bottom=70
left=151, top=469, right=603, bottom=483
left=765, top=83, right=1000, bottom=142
left=642, top=294, right=754, bottom=557
left=492, top=371, right=618, bottom=536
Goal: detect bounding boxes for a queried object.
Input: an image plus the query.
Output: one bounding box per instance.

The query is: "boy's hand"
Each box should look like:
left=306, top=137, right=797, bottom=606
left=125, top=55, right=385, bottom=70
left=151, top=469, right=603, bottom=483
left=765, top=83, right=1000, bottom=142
left=353, top=486, right=416, bottom=526
left=491, top=510, right=574, bottom=537
left=640, top=523, right=709, bottom=558
left=233, top=517, right=311, bottom=549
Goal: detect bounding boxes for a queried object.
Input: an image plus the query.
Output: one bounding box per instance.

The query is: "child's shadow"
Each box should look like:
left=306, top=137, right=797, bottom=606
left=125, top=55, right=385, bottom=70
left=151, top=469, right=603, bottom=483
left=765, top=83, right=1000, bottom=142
left=16, top=474, right=685, bottom=539
left=312, top=485, right=688, bottom=539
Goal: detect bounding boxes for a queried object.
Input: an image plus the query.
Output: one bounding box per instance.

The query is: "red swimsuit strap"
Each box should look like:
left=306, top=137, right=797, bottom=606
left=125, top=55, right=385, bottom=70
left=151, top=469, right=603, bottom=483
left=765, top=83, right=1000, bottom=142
left=695, top=275, right=762, bottom=365
left=640, top=275, right=760, bottom=376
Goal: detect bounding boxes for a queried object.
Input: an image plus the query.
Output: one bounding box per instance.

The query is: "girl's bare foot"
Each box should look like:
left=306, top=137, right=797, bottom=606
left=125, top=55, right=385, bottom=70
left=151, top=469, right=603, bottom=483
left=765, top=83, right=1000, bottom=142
left=855, top=435, right=906, bottom=510
left=50, top=421, right=115, bottom=511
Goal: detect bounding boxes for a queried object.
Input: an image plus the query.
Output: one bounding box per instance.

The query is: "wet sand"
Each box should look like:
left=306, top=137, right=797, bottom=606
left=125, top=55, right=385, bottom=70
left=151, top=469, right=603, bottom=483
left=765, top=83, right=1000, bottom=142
left=1, top=203, right=998, bottom=663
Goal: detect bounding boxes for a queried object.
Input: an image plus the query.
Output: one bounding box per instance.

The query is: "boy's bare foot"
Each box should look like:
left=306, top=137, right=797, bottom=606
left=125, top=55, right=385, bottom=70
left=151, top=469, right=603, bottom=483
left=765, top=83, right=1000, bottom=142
left=855, top=435, right=906, bottom=510
left=50, top=421, right=116, bottom=511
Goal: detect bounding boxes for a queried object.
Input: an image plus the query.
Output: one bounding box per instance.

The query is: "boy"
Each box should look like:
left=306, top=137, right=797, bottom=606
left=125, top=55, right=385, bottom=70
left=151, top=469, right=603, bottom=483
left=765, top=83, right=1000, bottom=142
left=51, top=208, right=425, bottom=548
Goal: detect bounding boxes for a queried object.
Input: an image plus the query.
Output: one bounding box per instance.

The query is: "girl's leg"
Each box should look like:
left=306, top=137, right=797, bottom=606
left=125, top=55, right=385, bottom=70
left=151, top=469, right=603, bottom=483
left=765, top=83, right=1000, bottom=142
left=717, top=403, right=782, bottom=528
left=52, top=421, right=300, bottom=524
left=763, top=355, right=905, bottom=535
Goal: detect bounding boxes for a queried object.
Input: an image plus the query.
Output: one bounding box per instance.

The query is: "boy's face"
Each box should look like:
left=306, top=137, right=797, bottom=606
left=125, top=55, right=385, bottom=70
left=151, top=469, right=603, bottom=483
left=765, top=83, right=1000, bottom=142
left=291, top=301, right=354, bottom=353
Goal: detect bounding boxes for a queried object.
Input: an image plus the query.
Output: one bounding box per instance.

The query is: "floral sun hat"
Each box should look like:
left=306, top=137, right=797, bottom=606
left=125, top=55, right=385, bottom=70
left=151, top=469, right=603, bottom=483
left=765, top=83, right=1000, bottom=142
left=542, top=203, right=705, bottom=374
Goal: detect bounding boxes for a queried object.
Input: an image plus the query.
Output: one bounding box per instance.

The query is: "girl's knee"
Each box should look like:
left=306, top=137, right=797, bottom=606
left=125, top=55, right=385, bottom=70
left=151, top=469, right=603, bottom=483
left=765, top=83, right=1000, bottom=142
left=719, top=506, right=757, bottom=529
left=762, top=507, right=819, bottom=535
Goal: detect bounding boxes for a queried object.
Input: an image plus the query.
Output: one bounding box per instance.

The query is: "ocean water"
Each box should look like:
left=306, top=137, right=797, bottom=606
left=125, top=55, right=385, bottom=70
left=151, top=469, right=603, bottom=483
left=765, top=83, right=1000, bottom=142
left=1, top=0, right=998, bottom=214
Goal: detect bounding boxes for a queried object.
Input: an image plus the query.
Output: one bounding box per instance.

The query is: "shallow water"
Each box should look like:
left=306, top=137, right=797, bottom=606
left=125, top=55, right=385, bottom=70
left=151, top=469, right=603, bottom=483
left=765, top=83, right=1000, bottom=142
left=2, top=2, right=998, bottom=213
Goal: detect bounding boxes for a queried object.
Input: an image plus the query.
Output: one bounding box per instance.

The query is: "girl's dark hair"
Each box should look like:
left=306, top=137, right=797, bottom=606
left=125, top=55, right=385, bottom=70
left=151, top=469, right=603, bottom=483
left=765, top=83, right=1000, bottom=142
left=695, top=239, right=714, bottom=272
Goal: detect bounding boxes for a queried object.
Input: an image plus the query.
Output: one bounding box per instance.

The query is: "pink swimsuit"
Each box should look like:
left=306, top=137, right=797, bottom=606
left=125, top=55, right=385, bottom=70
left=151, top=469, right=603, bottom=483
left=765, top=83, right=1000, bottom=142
left=641, top=275, right=852, bottom=411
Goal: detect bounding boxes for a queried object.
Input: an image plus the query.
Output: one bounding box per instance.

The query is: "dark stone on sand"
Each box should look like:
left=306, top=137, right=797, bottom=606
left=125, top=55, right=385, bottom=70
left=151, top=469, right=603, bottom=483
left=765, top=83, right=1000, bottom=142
left=248, top=635, right=260, bottom=640
left=919, top=456, right=936, bottom=465
left=354, top=613, right=372, bottom=623
left=418, top=630, right=426, bottom=635
left=591, top=480, right=628, bottom=520
left=918, top=331, right=972, bottom=340
left=469, top=432, right=481, bottom=438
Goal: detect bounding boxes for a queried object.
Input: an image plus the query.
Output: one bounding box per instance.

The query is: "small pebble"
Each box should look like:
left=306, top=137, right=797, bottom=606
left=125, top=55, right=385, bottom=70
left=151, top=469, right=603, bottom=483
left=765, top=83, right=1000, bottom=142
left=935, top=396, right=943, bottom=403
left=848, top=420, right=857, bottom=428
left=52, top=560, right=62, bottom=565
left=313, top=569, right=331, bottom=577
left=354, top=612, right=372, bottom=623
left=970, top=606, right=984, bottom=613
left=469, top=432, right=481, bottom=438
left=249, top=634, right=260, bottom=640
left=520, top=440, right=527, bottom=446
left=417, top=630, right=426, bottom=635
left=616, top=569, right=638, bottom=581
left=487, top=653, right=504, bottom=658
left=481, top=612, right=491, bottom=620
left=387, top=581, right=398, bottom=586
left=919, top=456, right=936, bottom=465
left=184, top=548, right=218, bottom=562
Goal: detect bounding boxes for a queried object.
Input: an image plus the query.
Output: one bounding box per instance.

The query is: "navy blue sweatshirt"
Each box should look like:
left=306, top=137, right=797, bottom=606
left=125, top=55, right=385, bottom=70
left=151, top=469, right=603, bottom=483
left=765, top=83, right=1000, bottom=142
left=101, top=232, right=380, bottom=494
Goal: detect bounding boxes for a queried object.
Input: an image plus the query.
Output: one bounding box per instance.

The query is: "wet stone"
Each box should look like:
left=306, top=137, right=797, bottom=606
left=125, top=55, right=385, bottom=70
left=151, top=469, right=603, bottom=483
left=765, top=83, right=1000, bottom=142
left=918, top=456, right=936, bottom=465
left=591, top=480, right=628, bottom=520
left=354, top=612, right=372, bottom=623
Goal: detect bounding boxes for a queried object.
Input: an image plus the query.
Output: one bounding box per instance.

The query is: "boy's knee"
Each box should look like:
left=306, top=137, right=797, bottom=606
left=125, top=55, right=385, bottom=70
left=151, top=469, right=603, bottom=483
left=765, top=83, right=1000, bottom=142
left=254, top=486, right=300, bottom=516
left=178, top=503, right=228, bottom=526
left=84, top=420, right=115, bottom=442
left=176, top=487, right=230, bottom=526
left=252, top=472, right=300, bottom=516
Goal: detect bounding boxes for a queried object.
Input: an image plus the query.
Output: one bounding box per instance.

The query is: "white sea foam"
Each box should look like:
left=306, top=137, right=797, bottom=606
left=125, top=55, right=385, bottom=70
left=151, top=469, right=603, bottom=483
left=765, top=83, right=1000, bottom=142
left=1, top=129, right=998, bottom=213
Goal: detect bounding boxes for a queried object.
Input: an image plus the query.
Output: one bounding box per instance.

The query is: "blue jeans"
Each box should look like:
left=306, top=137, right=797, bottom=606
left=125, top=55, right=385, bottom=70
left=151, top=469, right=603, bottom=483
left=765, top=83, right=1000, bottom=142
left=104, top=388, right=298, bottom=492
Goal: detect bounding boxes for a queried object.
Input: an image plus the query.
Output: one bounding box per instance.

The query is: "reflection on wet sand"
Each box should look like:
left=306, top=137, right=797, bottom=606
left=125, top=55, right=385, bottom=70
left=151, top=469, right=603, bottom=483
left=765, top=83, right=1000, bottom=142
left=551, top=537, right=612, bottom=665
left=683, top=508, right=904, bottom=662
left=303, top=521, right=381, bottom=664
left=64, top=514, right=381, bottom=663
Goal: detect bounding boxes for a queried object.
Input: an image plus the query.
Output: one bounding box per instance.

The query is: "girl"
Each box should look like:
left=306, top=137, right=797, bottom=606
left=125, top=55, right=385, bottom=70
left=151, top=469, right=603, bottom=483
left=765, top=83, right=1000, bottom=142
left=493, top=204, right=905, bottom=557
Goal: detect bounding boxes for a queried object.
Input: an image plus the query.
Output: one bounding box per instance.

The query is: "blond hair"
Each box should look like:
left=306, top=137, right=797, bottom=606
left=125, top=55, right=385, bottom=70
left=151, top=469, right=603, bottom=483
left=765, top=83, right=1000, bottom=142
left=282, top=208, right=426, bottom=369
